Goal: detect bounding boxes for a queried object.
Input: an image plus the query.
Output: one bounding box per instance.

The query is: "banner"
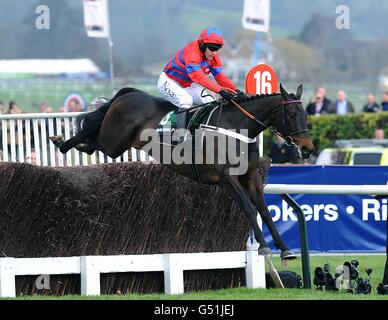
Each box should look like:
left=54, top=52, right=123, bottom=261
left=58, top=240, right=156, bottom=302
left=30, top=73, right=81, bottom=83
left=83, top=0, right=110, bottom=38
left=242, top=0, right=270, bottom=32
left=263, top=166, right=388, bottom=252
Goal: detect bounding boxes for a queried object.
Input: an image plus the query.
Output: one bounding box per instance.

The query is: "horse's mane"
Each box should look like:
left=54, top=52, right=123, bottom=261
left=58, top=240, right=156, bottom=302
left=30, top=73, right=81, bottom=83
left=236, top=92, right=281, bottom=103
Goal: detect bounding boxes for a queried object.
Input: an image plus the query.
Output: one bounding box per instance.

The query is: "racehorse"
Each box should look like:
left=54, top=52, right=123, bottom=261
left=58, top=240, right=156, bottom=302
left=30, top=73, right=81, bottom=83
left=50, top=84, right=314, bottom=259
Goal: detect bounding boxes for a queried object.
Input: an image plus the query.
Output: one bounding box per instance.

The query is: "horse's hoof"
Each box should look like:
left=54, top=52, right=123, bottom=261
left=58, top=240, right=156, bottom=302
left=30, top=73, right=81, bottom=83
left=49, top=135, right=64, bottom=146
left=281, top=250, right=297, bottom=260
left=258, top=246, right=272, bottom=256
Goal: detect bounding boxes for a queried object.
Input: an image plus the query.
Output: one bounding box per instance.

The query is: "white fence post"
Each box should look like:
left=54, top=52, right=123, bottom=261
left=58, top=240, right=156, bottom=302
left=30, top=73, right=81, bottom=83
left=163, top=254, right=184, bottom=295
left=245, top=251, right=266, bottom=289
left=0, top=258, right=16, bottom=298
left=80, top=256, right=101, bottom=296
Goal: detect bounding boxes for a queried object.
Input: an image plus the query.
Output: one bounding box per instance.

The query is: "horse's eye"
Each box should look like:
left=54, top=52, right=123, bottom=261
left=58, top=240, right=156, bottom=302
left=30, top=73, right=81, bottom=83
left=288, top=109, right=297, bottom=119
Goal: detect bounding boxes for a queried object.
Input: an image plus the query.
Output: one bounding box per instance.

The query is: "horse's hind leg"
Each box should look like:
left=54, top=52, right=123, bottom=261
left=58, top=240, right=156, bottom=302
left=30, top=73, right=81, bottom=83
left=239, top=169, right=296, bottom=260
left=74, top=142, right=95, bottom=155
left=50, top=134, right=85, bottom=154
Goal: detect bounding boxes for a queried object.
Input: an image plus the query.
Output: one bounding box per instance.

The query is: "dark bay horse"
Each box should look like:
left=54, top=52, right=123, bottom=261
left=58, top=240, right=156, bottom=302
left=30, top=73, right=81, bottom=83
left=50, top=84, right=314, bottom=259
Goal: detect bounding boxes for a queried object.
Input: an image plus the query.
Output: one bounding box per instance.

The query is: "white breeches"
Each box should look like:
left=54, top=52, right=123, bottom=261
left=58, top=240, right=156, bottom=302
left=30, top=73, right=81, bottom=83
left=157, top=72, right=215, bottom=109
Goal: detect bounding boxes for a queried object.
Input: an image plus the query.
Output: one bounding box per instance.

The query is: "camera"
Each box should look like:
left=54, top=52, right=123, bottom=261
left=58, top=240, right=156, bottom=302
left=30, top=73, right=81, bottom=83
left=313, top=263, right=337, bottom=291
left=356, top=277, right=372, bottom=294
left=314, top=260, right=373, bottom=294
left=343, top=260, right=359, bottom=280
left=377, top=283, right=388, bottom=295
left=341, top=260, right=372, bottom=294
left=355, top=267, right=372, bottom=294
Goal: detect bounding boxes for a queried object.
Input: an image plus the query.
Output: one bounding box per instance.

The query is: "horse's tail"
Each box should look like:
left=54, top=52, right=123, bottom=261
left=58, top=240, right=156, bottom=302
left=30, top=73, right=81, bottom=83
left=75, top=87, right=143, bottom=137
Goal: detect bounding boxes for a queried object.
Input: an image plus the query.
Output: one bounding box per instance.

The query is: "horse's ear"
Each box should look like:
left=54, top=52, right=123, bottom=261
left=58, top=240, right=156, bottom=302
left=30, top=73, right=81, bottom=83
left=296, top=84, right=303, bottom=99
left=279, top=83, right=289, bottom=99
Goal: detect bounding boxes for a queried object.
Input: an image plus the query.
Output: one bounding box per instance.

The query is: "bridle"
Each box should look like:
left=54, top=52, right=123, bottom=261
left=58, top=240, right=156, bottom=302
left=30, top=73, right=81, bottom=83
left=279, top=99, right=310, bottom=145
left=229, top=98, right=309, bottom=147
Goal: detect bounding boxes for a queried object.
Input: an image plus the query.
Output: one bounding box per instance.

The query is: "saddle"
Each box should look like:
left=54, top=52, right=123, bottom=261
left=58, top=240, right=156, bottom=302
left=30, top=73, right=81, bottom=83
left=156, top=100, right=223, bottom=145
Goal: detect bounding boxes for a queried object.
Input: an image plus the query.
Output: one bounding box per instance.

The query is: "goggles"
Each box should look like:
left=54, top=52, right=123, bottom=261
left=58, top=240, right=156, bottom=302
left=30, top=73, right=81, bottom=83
left=206, top=43, right=222, bottom=52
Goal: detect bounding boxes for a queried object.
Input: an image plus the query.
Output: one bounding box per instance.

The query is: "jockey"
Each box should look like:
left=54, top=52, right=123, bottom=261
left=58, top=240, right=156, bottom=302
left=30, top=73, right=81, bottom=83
left=157, top=27, right=238, bottom=130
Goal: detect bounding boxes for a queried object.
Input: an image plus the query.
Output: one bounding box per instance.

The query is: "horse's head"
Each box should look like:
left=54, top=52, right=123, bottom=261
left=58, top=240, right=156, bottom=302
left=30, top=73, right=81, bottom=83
left=273, top=83, right=314, bottom=159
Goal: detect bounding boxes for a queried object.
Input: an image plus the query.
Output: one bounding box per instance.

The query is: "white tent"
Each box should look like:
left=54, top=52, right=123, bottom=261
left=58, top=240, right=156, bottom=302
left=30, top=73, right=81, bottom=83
left=0, top=58, right=101, bottom=75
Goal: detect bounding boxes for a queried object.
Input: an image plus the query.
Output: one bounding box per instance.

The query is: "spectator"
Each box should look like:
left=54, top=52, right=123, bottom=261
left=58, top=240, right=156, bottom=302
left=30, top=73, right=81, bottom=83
left=382, top=92, right=388, bottom=111
left=375, top=128, right=384, bottom=140
left=68, top=99, right=82, bottom=112
left=269, top=135, right=297, bottom=164
left=375, top=118, right=385, bottom=140
left=39, top=102, right=52, bottom=113
left=328, top=90, right=355, bottom=115
left=306, top=91, right=329, bottom=115
left=317, top=87, right=331, bottom=107
left=26, top=149, right=37, bottom=165
left=363, top=94, right=381, bottom=113
left=0, top=100, right=5, bottom=114
left=8, top=101, right=22, bottom=114
left=30, top=150, right=37, bottom=165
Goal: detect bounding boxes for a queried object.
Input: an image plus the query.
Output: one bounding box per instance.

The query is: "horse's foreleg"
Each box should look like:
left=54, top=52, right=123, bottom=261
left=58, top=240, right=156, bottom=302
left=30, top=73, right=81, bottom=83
left=220, top=174, right=271, bottom=256
left=239, top=170, right=296, bottom=260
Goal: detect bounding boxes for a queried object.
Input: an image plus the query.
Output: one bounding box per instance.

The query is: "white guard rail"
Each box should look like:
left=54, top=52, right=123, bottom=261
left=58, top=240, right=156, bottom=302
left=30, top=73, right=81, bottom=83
left=0, top=112, right=150, bottom=166
left=264, top=184, right=388, bottom=195
left=0, top=251, right=265, bottom=298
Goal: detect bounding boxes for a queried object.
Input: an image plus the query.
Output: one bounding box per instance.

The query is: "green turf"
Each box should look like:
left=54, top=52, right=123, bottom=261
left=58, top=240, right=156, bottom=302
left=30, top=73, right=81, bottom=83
left=3, top=255, right=387, bottom=300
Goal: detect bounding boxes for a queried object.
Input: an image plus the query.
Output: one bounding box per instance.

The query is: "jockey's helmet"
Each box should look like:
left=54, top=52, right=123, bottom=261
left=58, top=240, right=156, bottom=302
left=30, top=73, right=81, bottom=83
left=199, top=27, right=224, bottom=47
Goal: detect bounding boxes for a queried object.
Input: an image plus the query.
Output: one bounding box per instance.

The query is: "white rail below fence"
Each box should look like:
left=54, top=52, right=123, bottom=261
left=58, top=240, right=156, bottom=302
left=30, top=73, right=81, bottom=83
left=264, top=184, right=388, bottom=195
left=0, top=112, right=150, bottom=166
left=0, top=251, right=265, bottom=298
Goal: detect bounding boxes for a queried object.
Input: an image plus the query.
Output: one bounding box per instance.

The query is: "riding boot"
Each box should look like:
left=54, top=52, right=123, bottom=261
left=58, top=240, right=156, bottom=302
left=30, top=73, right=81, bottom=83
left=176, top=109, right=188, bottom=130
left=175, top=108, right=188, bottom=142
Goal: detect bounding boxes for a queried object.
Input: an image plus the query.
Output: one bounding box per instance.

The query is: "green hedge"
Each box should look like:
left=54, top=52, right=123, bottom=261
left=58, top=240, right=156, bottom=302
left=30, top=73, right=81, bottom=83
left=263, top=112, right=388, bottom=158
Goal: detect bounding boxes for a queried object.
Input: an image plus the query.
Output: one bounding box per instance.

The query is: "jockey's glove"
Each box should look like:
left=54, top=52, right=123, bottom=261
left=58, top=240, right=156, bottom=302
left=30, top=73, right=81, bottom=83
left=219, top=89, right=234, bottom=101
left=235, top=89, right=246, bottom=100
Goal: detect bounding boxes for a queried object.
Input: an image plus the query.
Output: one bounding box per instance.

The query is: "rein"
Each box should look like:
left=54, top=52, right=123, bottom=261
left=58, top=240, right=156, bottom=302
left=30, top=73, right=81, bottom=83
left=229, top=98, right=309, bottom=147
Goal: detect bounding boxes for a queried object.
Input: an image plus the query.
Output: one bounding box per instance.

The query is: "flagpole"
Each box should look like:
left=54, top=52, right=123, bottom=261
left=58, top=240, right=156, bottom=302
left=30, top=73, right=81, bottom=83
left=253, top=32, right=264, bottom=157
left=106, top=0, right=114, bottom=95
left=108, top=37, right=114, bottom=94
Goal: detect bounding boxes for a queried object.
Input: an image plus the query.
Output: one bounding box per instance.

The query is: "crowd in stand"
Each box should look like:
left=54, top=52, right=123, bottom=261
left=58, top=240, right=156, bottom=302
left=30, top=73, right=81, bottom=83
left=306, top=87, right=388, bottom=115
left=271, top=86, right=388, bottom=164
left=0, top=98, right=84, bottom=115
